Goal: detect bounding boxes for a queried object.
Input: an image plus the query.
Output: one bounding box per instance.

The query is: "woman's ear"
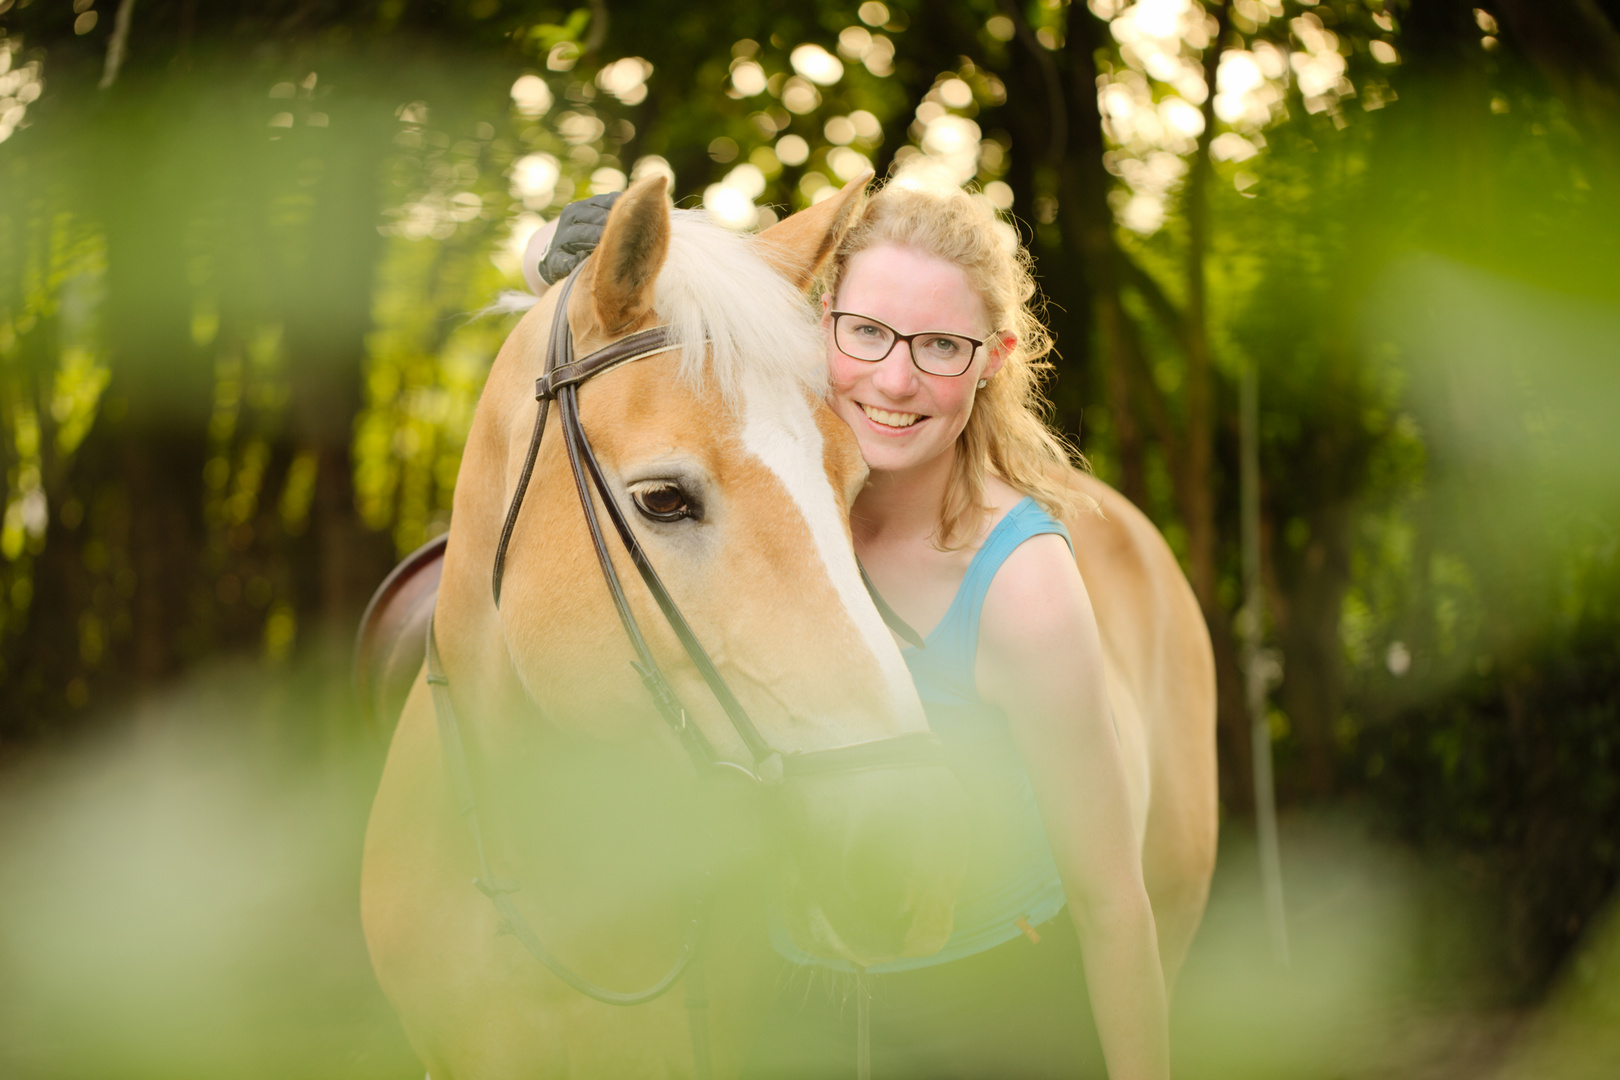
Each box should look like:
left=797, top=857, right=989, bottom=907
left=983, top=331, right=1017, bottom=379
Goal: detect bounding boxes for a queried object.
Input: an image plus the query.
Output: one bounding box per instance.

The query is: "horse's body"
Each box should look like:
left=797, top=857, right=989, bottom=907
left=1059, top=470, right=1218, bottom=987
left=360, top=177, right=1215, bottom=1079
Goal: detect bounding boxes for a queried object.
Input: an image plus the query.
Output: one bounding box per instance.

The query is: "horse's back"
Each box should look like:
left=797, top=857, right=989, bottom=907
left=1057, top=468, right=1217, bottom=988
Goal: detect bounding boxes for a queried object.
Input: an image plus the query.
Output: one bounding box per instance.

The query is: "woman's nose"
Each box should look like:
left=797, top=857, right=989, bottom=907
left=870, top=348, right=919, bottom=397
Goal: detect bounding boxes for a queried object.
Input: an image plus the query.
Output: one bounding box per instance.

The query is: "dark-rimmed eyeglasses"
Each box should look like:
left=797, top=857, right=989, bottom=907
left=828, top=311, right=987, bottom=378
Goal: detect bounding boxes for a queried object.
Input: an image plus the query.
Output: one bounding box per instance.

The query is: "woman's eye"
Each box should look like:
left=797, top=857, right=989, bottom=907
left=924, top=337, right=962, bottom=357
left=633, top=484, right=693, bottom=522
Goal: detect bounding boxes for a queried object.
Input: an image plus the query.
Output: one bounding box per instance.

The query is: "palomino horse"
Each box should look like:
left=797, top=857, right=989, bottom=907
left=360, top=174, right=1216, bottom=1078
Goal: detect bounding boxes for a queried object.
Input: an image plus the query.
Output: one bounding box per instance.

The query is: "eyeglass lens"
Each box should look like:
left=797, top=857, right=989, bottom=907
left=834, top=315, right=977, bottom=376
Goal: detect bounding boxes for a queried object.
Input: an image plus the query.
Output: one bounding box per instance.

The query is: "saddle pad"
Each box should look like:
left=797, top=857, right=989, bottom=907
left=354, top=534, right=446, bottom=734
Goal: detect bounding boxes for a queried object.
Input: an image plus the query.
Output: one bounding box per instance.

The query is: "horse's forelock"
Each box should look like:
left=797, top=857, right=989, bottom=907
left=652, top=211, right=827, bottom=408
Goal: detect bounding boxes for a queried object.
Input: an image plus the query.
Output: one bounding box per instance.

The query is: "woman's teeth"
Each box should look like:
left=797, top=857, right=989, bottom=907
left=861, top=404, right=923, bottom=429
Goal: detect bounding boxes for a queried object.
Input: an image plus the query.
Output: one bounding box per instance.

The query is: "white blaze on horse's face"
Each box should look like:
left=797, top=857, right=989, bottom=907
left=736, top=366, right=925, bottom=733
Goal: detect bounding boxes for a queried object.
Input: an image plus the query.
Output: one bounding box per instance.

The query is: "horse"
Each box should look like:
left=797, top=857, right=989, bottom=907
left=359, top=173, right=1216, bottom=1079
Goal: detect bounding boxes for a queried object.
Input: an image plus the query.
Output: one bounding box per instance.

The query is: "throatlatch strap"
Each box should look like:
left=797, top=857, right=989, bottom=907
left=685, top=955, right=713, bottom=1080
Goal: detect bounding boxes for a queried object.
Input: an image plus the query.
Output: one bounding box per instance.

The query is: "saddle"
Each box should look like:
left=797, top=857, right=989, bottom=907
left=354, top=534, right=446, bottom=732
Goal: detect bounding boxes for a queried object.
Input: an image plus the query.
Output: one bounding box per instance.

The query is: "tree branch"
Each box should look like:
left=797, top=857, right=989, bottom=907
left=584, top=0, right=610, bottom=58
left=1115, top=251, right=1186, bottom=343
left=1001, top=0, right=1067, bottom=163
left=1116, top=298, right=1183, bottom=471
left=98, top=0, right=138, bottom=90
left=1497, top=0, right=1620, bottom=105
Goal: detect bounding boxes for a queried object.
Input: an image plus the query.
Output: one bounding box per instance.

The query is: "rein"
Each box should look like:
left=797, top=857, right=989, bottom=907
left=428, top=258, right=940, bottom=1077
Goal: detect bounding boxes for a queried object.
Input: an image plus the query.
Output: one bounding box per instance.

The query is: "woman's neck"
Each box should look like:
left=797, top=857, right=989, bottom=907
left=851, top=444, right=958, bottom=548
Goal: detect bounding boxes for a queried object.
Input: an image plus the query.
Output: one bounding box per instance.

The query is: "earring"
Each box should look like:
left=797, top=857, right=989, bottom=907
left=977, top=378, right=988, bottom=389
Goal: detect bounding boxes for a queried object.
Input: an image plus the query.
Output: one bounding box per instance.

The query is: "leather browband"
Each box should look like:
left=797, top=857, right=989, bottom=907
left=536, top=327, right=678, bottom=401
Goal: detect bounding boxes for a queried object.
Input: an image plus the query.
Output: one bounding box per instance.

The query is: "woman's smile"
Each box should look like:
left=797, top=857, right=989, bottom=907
left=858, top=403, right=928, bottom=431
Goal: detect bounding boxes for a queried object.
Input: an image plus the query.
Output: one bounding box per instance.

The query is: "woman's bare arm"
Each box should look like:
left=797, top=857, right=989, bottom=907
left=978, top=532, right=1170, bottom=1080
left=521, top=218, right=560, bottom=296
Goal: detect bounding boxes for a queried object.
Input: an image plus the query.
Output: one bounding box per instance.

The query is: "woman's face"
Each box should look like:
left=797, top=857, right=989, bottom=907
left=822, top=243, right=1009, bottom=480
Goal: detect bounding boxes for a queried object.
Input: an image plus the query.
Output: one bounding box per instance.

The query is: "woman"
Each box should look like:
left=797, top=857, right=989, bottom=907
left=532, top=180, right=1169, bottom=1079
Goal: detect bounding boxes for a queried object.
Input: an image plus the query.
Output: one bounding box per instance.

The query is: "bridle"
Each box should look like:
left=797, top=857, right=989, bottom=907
left=425, top=257, right=940, bottom=1076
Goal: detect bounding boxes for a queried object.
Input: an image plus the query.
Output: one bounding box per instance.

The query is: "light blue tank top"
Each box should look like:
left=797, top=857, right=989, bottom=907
left=772, top=496, right=1071, bottom=973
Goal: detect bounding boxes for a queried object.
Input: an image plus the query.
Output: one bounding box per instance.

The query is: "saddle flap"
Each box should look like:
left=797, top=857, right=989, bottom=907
left=354, top=534, right=447, bottom=734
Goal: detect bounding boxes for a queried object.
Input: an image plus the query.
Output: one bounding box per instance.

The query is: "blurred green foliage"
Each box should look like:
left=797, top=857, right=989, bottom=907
left=1, top=0, right=1618, bottom=1016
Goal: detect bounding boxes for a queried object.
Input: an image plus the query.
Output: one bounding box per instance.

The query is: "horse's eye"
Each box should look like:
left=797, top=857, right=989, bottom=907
left=633, top=483, right=692, bottom=522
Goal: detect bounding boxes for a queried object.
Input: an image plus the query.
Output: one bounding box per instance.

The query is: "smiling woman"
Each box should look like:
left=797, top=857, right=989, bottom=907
left=733, top=177, right=1215, bottom=1080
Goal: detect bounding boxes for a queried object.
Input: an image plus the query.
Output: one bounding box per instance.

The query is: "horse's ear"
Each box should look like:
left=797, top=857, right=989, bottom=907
left=751, top=171, right=872, bottom=293
left=589, top=175, right=670, bottom=332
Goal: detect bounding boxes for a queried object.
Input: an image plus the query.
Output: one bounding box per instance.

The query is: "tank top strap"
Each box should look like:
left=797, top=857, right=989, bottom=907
left=928, top=497, right=1073, bottom=674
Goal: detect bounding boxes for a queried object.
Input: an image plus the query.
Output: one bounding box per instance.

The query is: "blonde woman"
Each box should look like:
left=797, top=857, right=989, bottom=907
left=535, top=181, right=1169, bottom=1079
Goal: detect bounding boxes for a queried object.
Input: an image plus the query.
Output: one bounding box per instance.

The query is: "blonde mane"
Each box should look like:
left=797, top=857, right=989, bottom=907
left=653, top=210, right=826, bottom=405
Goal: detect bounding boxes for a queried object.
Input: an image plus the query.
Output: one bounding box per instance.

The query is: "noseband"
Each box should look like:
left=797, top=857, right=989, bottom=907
left=424, top=258, right=943, bottom=1041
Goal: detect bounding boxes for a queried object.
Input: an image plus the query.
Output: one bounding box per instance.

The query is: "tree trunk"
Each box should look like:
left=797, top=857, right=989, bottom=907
left=277, top=85, right=396, bottom=630
left=1271, top=501, right=1353, bottom=797
left=1180, top=2, right=1225, bottom=619
left=1096, top=294, right=1147, bottom=505
left=94, top=91, right=213, bottom=686
left=1061, top=6, right=1148, bottom=504
left=1059, top=4, right=1252, bottom=808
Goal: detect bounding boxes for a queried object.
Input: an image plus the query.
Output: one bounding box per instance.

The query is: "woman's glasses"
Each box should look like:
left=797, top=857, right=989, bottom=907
left=829, top=311, right=987, bottom=378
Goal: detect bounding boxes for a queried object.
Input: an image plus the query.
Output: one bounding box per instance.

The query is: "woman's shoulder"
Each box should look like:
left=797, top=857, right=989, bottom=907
left=974, top=526, right=1102, bottom=710
left=976, top=485, right=1095, bottom=666
left=977, top=474, right=1070, bottom=549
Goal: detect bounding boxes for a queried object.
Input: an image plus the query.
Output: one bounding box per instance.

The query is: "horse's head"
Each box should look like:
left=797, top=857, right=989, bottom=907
left=440, top=175, right=966, bottom=966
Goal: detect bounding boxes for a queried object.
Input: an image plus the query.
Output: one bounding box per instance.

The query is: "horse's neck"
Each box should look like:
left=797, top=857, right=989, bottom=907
left=466, top=702, right=738, bottom=887
left=467, top=719, right=767, bottom=955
